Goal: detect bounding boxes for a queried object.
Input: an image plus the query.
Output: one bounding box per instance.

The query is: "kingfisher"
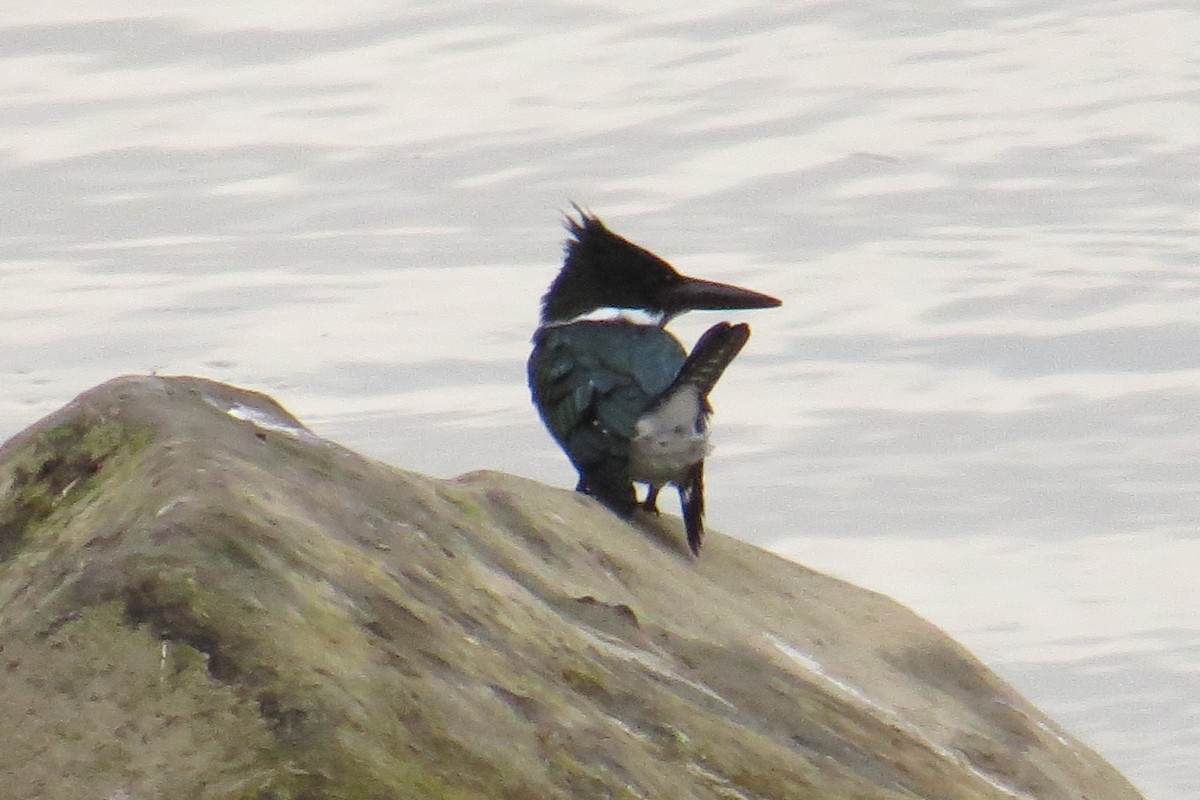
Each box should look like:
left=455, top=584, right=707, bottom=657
left=528, top=208, right=780, bottom=554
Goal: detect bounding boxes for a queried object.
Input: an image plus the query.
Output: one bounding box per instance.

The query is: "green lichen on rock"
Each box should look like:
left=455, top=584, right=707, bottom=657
left=0, top=417, right=149, bottom=561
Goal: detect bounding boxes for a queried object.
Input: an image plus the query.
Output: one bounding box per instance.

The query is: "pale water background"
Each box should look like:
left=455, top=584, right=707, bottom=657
left=2, top=2, right=1198, bottom=797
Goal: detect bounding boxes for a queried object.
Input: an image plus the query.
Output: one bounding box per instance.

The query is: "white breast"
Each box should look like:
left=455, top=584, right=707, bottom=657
left=628, top=385, right=712, bottom=484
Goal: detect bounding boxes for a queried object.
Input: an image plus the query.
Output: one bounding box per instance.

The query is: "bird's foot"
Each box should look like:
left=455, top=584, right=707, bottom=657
left=640, top=485, right=662, bottom=514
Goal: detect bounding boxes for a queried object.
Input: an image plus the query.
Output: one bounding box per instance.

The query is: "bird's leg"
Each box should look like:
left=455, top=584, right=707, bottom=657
left=641, top=484, right=662, bottom=514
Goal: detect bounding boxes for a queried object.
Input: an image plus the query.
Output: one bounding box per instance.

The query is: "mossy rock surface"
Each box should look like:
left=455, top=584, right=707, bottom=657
left=0, top=375, right=1144, bottom=800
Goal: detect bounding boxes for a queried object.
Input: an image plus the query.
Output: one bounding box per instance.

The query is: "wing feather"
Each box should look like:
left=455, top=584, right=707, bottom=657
left=529, top=322, right=685, bottom=472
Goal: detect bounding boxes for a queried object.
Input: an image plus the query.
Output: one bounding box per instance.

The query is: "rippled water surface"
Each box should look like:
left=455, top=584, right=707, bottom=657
left=3, top=3, right=1199, bottom=797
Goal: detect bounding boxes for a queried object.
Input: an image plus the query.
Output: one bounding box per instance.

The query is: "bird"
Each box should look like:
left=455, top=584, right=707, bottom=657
left=527, top=208, right=781, bottom=554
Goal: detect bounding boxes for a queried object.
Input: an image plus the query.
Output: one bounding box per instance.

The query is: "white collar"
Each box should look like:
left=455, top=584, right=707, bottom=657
left=544, top=306, right=666, bottom=328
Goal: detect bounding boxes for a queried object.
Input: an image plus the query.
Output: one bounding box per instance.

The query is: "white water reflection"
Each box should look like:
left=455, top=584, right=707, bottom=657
left=3, top=3, right=1199, bottom=798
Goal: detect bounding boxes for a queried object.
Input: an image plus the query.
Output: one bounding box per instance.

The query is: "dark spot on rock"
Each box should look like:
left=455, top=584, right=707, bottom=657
left=359, top=592, right=432, bottom=645
left=490, top=684, right=542, bottom=722
left=363, top=620, right=391, bottom=640
left=257, top=689, right=310, bottom=744
left=573, top=595, right=640, bottom=628
left=123, top=577, right=228, bottom=680
left=0, top=420, right=124, bottom=561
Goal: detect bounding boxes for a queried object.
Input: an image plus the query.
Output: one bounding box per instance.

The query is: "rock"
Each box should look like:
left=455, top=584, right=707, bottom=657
left=0, top=375, right=1143, bottom=800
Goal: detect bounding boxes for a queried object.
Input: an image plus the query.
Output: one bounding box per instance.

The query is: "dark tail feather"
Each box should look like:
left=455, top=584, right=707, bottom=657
left=673, top=323, right=748, bottom=555
left=675, top=322, right=751, bottom=398
left=680, top=462, right=705, bottom=555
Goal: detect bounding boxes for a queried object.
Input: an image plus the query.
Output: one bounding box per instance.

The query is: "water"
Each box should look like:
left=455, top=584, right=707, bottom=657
left=3, top=3, right=1199, bottom=797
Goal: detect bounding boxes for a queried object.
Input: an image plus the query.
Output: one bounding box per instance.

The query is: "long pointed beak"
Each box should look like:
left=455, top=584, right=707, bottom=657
left=666, top=275, right=782, bottom=313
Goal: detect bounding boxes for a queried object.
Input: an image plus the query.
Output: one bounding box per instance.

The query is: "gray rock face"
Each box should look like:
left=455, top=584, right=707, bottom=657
left=0, top=375, right=1143, bottom=800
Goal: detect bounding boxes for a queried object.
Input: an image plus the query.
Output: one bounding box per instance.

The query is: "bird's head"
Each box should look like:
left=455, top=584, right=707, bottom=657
left=540, top=207, right=781, bottom=325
